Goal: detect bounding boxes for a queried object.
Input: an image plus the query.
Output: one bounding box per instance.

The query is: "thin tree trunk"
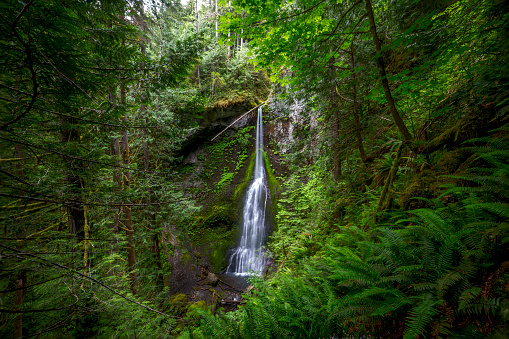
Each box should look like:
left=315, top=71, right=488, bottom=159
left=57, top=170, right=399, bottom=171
left=331, top=88, right=341, bottom=181
left=120, top=84, right=137, bottom=295
left=122, top=124, right=137, bottom=295
left=240, top=12, right=244, bottom=50
left=147, top=195, right=164, bottom=296
left=350, top=42, right=367, bottom=162
left=215, top=0, right=218, bottom=39
left=60, top=116, right=85, bottom=239
left=142, top=115, right=164, bottom=294
left=364, top=0, right=413, bottom=143
left=108, top=84, right=122, bottom=235
left=14, top=273, right=26, bottom=339
left=241, top=23, right=244, bottom=50
left=196, top=0, right=201, bottom=88
left=227, top=1, right=231, bottom=57
left=376, top=144, right=402, bottom=214
left=14, top=144, right=26, bottom=339
left=110, top=138, right=122, bottom=233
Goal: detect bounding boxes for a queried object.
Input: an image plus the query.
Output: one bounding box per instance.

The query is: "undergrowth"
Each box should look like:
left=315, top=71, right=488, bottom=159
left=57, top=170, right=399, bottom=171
left=194, top=132, right=508, bottom=338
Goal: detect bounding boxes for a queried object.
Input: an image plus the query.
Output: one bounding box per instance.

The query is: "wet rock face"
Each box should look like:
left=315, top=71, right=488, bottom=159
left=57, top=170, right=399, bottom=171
left=267, top=97, right=307, bottom=155
left=266, top=93, right=318, bottom=156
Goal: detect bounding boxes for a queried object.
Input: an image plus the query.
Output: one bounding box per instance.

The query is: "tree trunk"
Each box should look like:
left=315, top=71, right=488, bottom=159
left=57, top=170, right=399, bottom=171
left=107, top=84, right=122, bottom=235
left=227, top=1, right=231, bottom=58
left=240, top=13, right=244, bottom=50
left=142, top=115, right=164, bottom=294
left=152, top=231, right=164, bottom=293
left=350, top=42, right=367, bottom=162
left=331, top=88, right=341, bottom=181
left=60, top=116, right=85, bottom=239
left=215, top=0, right=218, bottom=39
left=110, top=138, right=122, bottom=233
left=376, top=144, right=402, bottom=214
left=196, top=0, right=201, bottom=88
left=120, top=83, right=137, bottom=295
left=14, top=144, right=26, bottom=339
left=364, top=0, right=413, bottom=143
left=122, top=124, right=137, bottom=295
left=14, top=273, right=26, bottom=339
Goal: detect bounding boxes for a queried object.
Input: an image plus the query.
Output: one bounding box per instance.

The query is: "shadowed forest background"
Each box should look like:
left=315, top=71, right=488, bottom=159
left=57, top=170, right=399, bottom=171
left=0, top=0, right=508, bottom=338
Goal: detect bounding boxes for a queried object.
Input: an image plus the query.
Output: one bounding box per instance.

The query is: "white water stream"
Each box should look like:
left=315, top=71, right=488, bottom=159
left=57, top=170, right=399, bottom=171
left=227, top=106, right=267, bottom=276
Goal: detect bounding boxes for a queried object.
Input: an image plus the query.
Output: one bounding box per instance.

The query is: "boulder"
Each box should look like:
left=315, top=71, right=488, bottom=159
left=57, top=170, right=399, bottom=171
left=205, top=272, right=218, bottom=286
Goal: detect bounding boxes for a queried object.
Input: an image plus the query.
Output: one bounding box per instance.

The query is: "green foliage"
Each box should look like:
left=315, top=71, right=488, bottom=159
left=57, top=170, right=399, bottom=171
left=216, top=170, right=235, bottom=191
left=199, top=275, right=342, bottom=339
left=199, top=126, right=255, bottom=196
left=200, top=42, right=269, bottom=107
left=197, top=132, right=508, bottom=338
left=0, top=0, right=202, bottom=337
left=1, top=0, right=508, bottom=337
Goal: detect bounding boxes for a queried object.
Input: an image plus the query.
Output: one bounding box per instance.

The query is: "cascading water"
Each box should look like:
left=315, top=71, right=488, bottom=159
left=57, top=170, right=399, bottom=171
left=227, top=105, right=267, bottom=276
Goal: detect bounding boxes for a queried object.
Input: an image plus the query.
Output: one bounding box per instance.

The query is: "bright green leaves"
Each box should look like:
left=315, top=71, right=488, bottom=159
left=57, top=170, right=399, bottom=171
left=219, top=0, right=356, bottom=86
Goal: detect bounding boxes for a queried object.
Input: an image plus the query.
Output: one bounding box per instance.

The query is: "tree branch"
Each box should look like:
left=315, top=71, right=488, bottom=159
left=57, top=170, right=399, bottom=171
left=0, top=12, right=38, bottom=131
left=11, top=0, right=34, bottom=30
left=254, top=0, right=327, bottom=27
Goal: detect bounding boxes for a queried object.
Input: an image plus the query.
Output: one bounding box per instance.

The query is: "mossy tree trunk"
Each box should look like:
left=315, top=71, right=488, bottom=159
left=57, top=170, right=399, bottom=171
left=364, top=0, right=413, bottom=144
left=376, top=145, right=403, bottom=215
left=350, top=41, right=367, bottom=162
left=331, top=86, right=341, bottom=181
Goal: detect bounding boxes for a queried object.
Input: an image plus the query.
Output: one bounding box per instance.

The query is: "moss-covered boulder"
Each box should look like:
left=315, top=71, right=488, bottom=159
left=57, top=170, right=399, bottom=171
left=190, top=205, right=236, bottom=272
left=185, top=300, right=208, bottom=320
left=169, top=293, right=188, bottom=316
left=399, top=169, right=440, bottom=210
left=205, top=272, right=218, bottom=286
left=436, top=150, right=470, bottom=174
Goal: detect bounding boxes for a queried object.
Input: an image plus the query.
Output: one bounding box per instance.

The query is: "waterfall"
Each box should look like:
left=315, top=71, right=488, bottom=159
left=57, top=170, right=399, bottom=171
left=227, top=105, right=267, bottom=276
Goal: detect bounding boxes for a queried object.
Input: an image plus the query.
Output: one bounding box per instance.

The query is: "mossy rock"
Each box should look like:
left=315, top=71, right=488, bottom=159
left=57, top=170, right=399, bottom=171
left=170, top=293, right=188, bottom=304
left=399, top=169, right=440, bottom=210
left=181, top=251, right=191, bottom=265
left=169, top=293, right=188, bottom=315
left=194, top=251, right=201, bottom=261
left=263, top=150, right=280, bottom=226
left=190, top=210, right=235, bottom=272
left=177, top=328, right=205, bottom=339
left=186, top=300, right=208, bottom=320
left=206, top=228, right=235, bottom=271
left=196, top=205, right=235, bottom=229
left=171, top=319, right=186, bottom=336
left=205, top=272, right=218, bottom=286
left=422, top=106, right=495, bottom=154
left=436, top=150, right=470, bottom=174
left=233, top=150, right=256, bottom=201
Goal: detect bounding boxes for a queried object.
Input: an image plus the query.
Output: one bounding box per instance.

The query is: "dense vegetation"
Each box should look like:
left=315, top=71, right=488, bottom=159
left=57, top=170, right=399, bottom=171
left=0, top=0, right=507, bottom=338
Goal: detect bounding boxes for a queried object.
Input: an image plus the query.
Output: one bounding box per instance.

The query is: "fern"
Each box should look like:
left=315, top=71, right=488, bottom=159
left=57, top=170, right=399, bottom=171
left=404, top=295, right=442, bottom=339
left=466, top=202, right=509, bottom=219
